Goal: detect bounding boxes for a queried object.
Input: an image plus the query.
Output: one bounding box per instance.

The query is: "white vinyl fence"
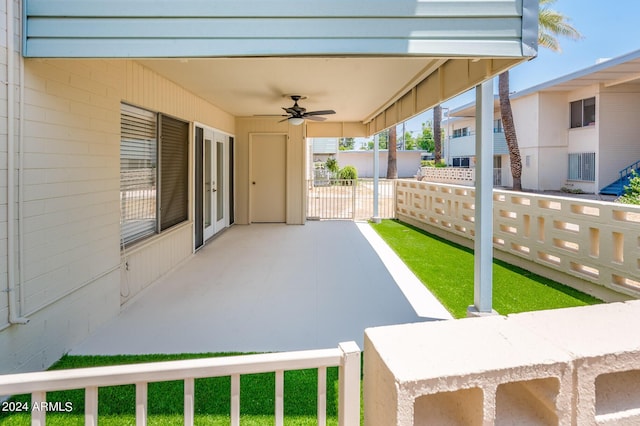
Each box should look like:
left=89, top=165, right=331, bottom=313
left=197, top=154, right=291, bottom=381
left=0, top=342, right=361, bottom=426
left=307, top=179, right=395, bottom=220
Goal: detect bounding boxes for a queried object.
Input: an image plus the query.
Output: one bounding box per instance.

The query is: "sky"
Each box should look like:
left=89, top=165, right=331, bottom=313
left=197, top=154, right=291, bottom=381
left=402, top=1, right=640, bottom=134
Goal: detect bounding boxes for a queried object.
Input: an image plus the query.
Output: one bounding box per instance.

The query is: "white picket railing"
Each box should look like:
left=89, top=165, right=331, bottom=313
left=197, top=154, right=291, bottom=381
left=0, top=342, right=361, bottom=426
left=307, top=179, right=395, bottom=220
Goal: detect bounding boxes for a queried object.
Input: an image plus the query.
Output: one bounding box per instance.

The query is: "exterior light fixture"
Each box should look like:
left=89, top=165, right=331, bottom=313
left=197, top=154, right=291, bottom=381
left=289, top=117, right=304, bottom=126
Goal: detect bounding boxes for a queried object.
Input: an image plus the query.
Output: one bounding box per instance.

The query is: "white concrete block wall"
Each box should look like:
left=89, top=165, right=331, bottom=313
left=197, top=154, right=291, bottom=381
left=0, top=50, right=235, bottom=373
left=396, top=180, right=640, bottom=301
left=0, top=273, right=117, bottom=374
left=364, top=316, right=574, bottom=425
left=509, top=301, right=640, bottom=425
left=0, top=56, right=123, bottom=374
left=365, top=301, right=640, bottom=425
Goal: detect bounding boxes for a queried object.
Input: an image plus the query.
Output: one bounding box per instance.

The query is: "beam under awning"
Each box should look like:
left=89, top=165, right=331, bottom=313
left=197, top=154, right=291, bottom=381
left=364, top=57, right=524, bottom=135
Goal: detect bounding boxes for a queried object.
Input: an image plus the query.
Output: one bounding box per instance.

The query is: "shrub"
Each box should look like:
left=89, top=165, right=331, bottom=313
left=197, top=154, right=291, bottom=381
left=422, top=160, right=447, bottom=168
left=325, top=157, right=339, bottom=173
left=338, top=165, right=358, bottom=181
left=561, top=186, right=584, bottom=194
left=618, top=171, right=640, bottom=205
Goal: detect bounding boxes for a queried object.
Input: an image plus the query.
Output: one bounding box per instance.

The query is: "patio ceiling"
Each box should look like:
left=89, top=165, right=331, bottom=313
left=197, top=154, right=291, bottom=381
left=138, top=57, right=442, bottom=124
left=24, top=0, right=539, bottom=133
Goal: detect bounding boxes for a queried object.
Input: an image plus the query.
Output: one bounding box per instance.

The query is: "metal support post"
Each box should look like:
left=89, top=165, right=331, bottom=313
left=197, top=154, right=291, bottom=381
left=468, top=79, right=497, bottom=317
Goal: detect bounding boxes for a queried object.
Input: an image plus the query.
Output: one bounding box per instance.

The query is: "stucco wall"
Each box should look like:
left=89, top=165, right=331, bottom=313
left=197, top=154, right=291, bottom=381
left=0, top=56, right=236, bottom=374
left=535, top=92, right=569, bottom=190
left=337, top=151, right=422, bottom=178
left=511, top=93, right=541, bottom=190
left=598, top=84, right=640, bottom=189
left=566, top=86, right=599, bottom=192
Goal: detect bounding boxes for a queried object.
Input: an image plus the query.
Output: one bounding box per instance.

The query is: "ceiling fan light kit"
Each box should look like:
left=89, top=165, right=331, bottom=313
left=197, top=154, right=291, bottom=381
left=288, top=117, right=305, bottom=126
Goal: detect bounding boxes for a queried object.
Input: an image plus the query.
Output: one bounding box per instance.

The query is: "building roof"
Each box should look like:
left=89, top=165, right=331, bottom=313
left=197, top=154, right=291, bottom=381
left=513, top=48, right=640, bottom=98
left=448, top=48, right=640, bottom=118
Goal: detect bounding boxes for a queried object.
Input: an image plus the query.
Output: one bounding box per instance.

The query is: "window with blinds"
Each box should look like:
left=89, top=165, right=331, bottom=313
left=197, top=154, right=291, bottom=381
left=120, top=104, right=157, bottom=246
left=159, top=115, right=189, bottom=230
left=120, top=104, right=189, bottom=247
left=568, top=152, right=596, bottom=182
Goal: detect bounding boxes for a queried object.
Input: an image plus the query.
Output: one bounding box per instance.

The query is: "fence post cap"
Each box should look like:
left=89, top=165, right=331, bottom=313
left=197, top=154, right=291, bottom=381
left=338, top=341, right=361, bottom=355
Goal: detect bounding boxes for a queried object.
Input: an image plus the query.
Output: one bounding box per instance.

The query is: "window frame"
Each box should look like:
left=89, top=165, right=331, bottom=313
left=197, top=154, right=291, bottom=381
left=120, top=103, right=189, bottom=248
left=452, top=127, right=470, bottom=138
left=567, top=152, right=596, bottom=182
left=570, top=97, right=596, bottom=129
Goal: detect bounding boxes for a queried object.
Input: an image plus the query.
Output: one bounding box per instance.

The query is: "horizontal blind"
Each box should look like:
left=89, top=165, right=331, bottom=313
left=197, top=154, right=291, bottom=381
left=120, top=104, right=157, bottom=245
left=160, top=115, right=189, bottom=231
left=568, top=152, right=595, bottom=182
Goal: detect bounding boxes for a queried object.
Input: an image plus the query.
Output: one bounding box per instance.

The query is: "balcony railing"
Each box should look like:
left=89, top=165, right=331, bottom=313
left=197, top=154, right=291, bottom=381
left=0, top=342, right=361, bottom=426
left=307, top=179, right=395, bottom=220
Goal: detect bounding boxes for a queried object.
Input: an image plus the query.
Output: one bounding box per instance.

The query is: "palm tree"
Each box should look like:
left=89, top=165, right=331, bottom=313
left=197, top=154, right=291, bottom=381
left=387, top=126, right=398, bottom=179
left=500, top=0, right=581, bottom=190
left=433, top=105, right=442, bottom=164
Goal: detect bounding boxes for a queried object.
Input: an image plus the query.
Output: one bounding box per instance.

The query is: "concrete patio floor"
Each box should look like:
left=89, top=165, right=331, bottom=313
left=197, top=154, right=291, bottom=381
left=72, top=221, right=451, bottom=355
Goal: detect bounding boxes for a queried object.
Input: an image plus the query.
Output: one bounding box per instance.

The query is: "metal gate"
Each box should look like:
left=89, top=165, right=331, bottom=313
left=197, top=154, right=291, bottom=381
left=306, top=178, right=396, bottom=220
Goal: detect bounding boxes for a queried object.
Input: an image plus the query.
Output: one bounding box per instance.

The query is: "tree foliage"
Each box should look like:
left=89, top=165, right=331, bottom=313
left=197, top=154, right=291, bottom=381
left=339, top=138, right=355, bottom=151
left=325, top=156, right=339, bottom=173
left=416, top=121, right=435, bottom=152
left=403, top=131, right=417, bottom=150
left=363, top=130, right=388, bottom=150
left=618, top=171, right=640, bottom=205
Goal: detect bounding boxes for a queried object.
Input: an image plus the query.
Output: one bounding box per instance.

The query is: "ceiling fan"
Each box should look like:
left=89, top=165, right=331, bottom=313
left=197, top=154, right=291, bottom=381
left=268, top=95, right=336, bottom=125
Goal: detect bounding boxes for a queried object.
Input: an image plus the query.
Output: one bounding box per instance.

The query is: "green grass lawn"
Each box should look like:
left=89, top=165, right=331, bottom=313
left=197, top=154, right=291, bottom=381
left=371, top=219, right=602, bottom=318
left=0, top=354, right=340, bottom=426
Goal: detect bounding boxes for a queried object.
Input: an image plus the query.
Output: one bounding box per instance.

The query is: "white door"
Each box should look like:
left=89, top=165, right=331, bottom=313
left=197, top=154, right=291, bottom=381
left=203, top=129, right=229, bottom=241
left=203, top=129, right=215, bottom=240
left=251, top=134, right=286, bottom=222
left=214, top=133, right=227, bottom=232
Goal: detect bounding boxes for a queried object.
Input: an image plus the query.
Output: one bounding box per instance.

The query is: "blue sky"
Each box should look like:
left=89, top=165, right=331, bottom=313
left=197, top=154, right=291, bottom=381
left=403, top=1, right=640, bottom=134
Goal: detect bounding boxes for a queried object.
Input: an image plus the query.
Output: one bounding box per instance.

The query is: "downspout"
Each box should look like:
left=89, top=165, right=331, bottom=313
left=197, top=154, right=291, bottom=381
left=6, top=0, right=28, bottom=324
left=18, top=0, right=27, bottom=319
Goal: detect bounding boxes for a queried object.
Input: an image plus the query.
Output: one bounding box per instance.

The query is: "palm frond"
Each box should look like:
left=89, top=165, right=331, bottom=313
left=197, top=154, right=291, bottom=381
left=538, top=1, right=582, bottom=52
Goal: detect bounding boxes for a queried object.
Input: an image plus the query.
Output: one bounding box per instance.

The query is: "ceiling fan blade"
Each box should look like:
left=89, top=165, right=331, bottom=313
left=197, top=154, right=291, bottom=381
left=304, top=110, right=336, bottom=116
left=305, top=116, right=327, bottom=121
left=254, top=114, right=289, bottom=117
left=278, top=117, right=291, bottom=123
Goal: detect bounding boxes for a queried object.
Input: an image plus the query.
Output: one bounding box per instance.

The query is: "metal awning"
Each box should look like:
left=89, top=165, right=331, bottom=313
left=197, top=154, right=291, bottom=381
left=23, top=0, right=538, bottom=135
